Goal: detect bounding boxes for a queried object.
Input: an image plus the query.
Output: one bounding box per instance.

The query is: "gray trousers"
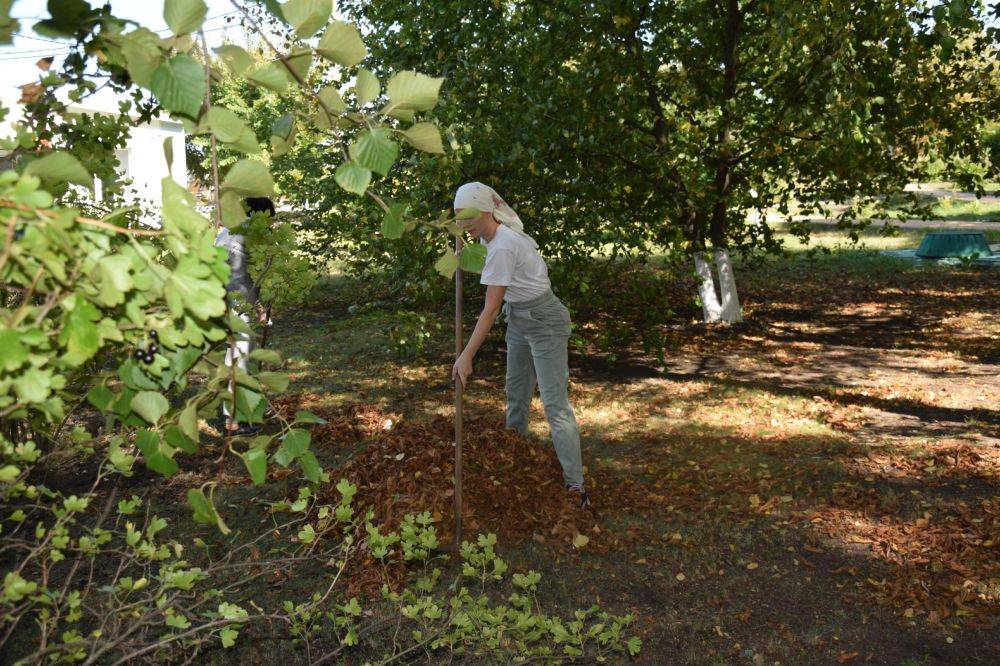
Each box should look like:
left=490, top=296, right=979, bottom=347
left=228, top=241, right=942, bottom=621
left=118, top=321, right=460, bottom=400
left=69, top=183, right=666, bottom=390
left=222, top=309, right=253, bottom=421
left=502, top=289, right=585, bottom=486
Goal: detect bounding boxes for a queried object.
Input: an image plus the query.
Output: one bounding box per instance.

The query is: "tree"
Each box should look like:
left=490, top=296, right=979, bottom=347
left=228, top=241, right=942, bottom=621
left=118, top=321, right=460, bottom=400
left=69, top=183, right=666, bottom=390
left=341, top=0, right=996, bottom=322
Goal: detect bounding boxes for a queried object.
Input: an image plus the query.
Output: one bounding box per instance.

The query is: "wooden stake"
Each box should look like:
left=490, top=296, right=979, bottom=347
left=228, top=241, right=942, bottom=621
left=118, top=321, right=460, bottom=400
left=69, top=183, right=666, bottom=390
left=454, top=236, right=464, bottom=550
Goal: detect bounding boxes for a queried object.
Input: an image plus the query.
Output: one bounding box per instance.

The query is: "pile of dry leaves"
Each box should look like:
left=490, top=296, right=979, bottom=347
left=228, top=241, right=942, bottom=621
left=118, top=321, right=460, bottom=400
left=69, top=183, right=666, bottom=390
left=330, top=413, right=609, bottom=547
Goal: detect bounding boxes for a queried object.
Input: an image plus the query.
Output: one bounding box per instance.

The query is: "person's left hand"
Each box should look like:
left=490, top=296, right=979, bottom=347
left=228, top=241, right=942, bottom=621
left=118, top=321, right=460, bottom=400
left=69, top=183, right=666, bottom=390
left=452, top=353, right=473, bottom=389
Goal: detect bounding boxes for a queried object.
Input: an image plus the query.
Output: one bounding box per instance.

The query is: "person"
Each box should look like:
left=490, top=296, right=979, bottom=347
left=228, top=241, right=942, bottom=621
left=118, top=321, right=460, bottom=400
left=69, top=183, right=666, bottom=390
left=451, top=182, right=590, bottom=508
left=215, top=196, right=275, bottom=435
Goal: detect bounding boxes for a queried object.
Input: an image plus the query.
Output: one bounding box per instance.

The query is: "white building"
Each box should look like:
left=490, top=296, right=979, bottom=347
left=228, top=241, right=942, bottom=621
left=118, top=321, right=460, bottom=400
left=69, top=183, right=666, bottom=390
left=1, top=89, right=187, bottom=224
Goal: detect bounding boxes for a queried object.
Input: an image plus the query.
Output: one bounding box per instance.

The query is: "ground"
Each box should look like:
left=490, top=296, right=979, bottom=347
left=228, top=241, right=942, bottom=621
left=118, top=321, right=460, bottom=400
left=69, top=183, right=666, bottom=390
left=29, top=217, right=996, bottom=663
left=255, top=220, right=997, bottom=664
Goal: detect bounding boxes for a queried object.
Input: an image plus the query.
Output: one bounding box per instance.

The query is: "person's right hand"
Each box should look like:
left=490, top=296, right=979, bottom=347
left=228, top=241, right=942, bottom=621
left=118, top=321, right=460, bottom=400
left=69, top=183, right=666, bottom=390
left=452, top=352, right=473, bottom=389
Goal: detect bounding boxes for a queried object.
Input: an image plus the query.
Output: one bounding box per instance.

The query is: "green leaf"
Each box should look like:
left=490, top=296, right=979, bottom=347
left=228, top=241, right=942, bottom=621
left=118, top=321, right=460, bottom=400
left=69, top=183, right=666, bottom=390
left=165, top=613, right=191, bottom=629
left=0, top=330, right=28, bottom=371
left=161, top=177, right=209, bottom=236
left=385, top=71, right=443, bottom=116
left=206, top=106, right=250, bottom=143
left=59, top=295, right=101, bottom=365
left=221, top=160, right=274, bottom=196
left=130, top=391, right=170, bottom=424
left=150, top=54, right=205, bottom=119
left=187, top=488, right=230, bottom=534
left=136, top=430, right=177, bottom=476
left=271, top=114, right=294, bottom=141
left=297, top=523, right=315, bottom=543
left=242, top=448, right=267, bottom=485
left=381, top=202, right=407, bottom=239
left=434, top=250, right=460, bottom=279
left=179, top=401, right=200, bottom=442
left=165, top=256, right=227, bottom=320
left=164, top=425, right=197, bottom=454
left=213, top=44, right=254, bottom=76
left=349, top=129, right=398, bottom=176
left=249, top=349, right=282, bottom=364
left=147, top=449, right=179, bottom=477
left=399, top=122, right=444, bottom=154
left=459, top=243, right=487, bottom=273
left=286, top=47, right=313, bottom=80
left=257, top=371, right=289, bottom=393
left=219, top=191, right=245, bottom=229
left=24, top=151, right=91, bottom=187
left=33, top=0, right=90, bottom=38
left=316, top=20, right=367, bottom=67
left=220, top=628, right=239, bottom=648
left=317, top=86, right=346, bottom=113
left=334, top=162, right=371, bottom=195
left=270, top=114, right=297, bottom=156
left=171, top=346, right=202, bottom=377
left=1, top=3, right=20, bottom=45
left=355, top=68, right=380, bottom=106
left=293, top=410, right=327, bottom=425
left=14, top=368, right=51, bottom=403
left=121, top=28, right=163, bottom=87
left=164, top=0, right=207, bottom=35
left=298, top=451, right=321, bottom=483
left=230, top=126, right=261, bottom=155
left=246, top=61, right=291, bottom=93
left=274, top=428, right=310, bottom=467
left=86, top=385, right=115, bottom=411
left=97, top=254, right=133, bottom=306
left=281, top=0, right=331, bottom=38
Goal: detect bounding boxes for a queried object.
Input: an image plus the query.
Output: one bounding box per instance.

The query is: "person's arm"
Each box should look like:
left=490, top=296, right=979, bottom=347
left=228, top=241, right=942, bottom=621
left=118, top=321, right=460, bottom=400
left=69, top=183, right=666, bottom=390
left=452, top=284, right=506, bottom=388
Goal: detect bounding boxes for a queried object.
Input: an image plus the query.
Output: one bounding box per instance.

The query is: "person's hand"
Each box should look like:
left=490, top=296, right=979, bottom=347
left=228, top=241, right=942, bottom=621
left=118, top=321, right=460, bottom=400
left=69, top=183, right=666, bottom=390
left=452, top=353, right=473, bottom=389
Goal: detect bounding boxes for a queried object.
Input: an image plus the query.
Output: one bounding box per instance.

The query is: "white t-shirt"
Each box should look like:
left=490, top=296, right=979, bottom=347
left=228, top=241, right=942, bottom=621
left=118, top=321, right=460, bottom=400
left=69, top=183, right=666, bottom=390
left=479, top=224, right=551, bottom=302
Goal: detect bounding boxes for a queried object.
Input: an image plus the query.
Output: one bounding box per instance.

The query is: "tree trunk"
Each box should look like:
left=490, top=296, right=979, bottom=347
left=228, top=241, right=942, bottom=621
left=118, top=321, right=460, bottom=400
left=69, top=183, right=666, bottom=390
left=713, top=248, right=743, bottom=323
left=694, top=252, right=723, bottom=323
left=696, top=3, right=744, bottom=324
left=709, top=0, right=741, bottom=249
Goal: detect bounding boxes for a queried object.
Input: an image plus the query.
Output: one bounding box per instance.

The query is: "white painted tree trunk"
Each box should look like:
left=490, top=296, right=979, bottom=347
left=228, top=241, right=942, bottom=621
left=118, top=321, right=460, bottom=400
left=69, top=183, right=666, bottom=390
left=692, top=250, right=744, bottom=324
left=713, top=248, right=743, bottom=323
left=693, top=252, right=723, bottom=323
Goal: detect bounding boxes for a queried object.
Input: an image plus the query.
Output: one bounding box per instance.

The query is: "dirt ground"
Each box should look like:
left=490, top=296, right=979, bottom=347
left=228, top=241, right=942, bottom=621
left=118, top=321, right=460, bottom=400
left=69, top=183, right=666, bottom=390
left=259, top=248, right=999, bottom=664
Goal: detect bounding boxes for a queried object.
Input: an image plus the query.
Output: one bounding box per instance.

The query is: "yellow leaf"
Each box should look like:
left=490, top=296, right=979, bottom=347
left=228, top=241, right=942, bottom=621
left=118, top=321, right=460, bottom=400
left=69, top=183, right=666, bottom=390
left=572, top=533, right=589, bottom=548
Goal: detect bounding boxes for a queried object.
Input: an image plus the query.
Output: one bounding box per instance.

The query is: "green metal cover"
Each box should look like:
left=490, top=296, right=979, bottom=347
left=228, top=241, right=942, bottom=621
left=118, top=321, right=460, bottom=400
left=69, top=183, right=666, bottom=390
left=915, top=232, right=993, bottom=258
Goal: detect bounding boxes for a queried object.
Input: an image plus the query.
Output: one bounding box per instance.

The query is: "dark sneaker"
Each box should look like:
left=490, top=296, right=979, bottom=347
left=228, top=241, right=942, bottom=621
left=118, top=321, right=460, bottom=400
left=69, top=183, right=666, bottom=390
left=565, top=483, right=591, bottom=509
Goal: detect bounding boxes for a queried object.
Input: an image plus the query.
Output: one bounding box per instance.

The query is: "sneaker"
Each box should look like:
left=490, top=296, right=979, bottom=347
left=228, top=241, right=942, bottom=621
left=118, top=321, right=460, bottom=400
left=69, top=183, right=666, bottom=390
left=565, top=483, right=591, bottom=509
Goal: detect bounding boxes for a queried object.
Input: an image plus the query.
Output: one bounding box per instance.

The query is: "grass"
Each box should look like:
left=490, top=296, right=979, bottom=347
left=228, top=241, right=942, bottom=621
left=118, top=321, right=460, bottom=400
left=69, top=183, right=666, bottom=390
left=765, top=224, right=1000, bottom=254
left=926, top=195, right=1000, bottom=222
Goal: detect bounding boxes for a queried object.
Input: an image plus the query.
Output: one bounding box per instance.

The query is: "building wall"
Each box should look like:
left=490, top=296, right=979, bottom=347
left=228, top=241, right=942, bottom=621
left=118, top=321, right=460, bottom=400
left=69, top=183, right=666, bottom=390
left=110, top=116, right=188, bottom=225
left=0, top=94, right=187, bottom=226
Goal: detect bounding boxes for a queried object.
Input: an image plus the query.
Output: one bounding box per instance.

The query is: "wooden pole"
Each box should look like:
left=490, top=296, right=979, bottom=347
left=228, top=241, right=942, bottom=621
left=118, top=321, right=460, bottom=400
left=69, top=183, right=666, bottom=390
left=453, top=236, right=464, bottom=549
